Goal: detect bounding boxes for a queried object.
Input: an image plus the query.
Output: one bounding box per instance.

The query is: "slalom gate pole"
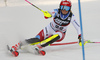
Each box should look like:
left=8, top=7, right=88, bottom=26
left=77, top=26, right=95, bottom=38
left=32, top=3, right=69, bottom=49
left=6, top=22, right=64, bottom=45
left=78, top=0, right=85, bottom=60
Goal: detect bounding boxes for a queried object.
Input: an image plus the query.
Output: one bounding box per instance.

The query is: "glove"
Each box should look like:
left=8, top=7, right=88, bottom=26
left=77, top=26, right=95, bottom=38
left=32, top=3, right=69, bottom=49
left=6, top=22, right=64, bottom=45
left=44, top=16, right=49, bottom=19
left=78, top=34, right=87, bottom=46
left=78, top=34, right=81, bottom=40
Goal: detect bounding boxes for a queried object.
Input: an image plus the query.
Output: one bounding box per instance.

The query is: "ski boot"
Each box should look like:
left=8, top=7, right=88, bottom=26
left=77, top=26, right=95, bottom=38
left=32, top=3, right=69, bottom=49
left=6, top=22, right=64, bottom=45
left=7, top=42, right=22, bottom=57
left=7, top=45, right=19, bottom=57
left=34, top=45, right=46, bottom=56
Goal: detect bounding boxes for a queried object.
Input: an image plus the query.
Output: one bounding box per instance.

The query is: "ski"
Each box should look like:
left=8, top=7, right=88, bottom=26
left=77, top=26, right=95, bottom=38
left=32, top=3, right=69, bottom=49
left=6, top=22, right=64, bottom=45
left=7, top=45, right=19, bottom=57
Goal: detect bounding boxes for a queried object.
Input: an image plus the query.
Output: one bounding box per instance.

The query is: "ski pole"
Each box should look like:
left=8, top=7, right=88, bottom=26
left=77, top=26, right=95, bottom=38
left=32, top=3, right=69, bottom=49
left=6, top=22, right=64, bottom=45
left=25, top=0, right=52, bottom=17
left=50, top=40, right=88, bottom=46
left=87, top=40, right=100, bottom=43
left=50, top=41, right=78, bottom=46
left=25, top=0, right=42, bottom=11
left=50, top=40, right=100, bottom=46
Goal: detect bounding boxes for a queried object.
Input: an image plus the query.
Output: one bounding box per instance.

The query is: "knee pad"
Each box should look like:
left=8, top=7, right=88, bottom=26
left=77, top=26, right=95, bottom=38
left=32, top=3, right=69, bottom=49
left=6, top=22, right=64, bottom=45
left=35, top=29, right=44, bottom=42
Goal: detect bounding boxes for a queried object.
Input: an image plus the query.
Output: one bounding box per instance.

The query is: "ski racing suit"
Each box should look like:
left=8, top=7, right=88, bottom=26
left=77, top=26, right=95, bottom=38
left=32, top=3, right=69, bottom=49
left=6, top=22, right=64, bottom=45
left=36, top=9, right=81, bottom=42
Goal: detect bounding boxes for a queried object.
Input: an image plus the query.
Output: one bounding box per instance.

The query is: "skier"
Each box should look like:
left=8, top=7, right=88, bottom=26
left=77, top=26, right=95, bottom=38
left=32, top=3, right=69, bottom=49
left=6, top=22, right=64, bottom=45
left=8, top=0, right=82, bottom=56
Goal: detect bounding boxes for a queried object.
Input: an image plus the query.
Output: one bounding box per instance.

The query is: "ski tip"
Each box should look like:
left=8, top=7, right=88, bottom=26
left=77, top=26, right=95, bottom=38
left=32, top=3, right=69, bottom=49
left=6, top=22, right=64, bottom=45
left=39, top=50, right=46, bottom=56
left=7, top=45, right=10, bottom=50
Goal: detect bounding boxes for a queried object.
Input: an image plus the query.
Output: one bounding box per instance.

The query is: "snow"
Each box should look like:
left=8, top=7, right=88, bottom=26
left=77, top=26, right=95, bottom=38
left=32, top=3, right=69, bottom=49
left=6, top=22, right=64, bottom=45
left=0, top=0, right=100, bottom=60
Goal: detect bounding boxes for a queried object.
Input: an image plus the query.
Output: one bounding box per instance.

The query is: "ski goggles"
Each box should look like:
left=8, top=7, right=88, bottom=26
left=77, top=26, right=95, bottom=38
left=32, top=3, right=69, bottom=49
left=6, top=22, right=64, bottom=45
left=60, top=5, right=70, bottom=11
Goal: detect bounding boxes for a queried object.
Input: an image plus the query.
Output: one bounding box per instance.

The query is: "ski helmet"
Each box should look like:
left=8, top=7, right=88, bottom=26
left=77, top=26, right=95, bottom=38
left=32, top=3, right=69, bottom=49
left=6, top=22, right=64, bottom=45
left=60, top=0, right=72, bottom=11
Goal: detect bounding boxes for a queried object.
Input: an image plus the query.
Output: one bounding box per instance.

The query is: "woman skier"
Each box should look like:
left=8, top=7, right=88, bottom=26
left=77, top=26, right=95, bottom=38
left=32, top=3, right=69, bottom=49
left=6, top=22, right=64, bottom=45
left=8, top=0, right=82, bottom=56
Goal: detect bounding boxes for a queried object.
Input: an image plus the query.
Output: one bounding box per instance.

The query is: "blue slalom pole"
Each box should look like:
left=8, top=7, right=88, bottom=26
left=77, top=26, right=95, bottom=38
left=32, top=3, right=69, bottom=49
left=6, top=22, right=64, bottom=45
left=78, top=0, right=85, bottom=60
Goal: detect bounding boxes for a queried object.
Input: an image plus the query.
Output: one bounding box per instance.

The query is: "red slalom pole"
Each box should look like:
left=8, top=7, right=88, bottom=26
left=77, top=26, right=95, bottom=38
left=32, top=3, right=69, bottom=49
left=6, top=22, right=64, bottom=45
left=50, top=41, right=78, bottom=46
